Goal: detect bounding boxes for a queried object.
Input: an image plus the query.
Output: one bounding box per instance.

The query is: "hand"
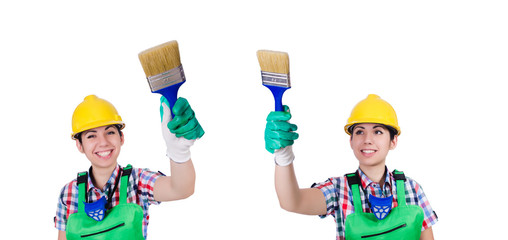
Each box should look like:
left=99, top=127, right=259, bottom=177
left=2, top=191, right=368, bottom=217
left=265, top=105, right=299, bottom=166
left=160, top=97, right=204, bottom=163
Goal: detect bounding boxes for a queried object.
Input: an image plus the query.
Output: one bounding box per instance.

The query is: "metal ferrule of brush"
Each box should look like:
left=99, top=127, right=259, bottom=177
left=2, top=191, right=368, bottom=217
left=261, top=71, right=291, bottom=88
left=147, top=65, right=186, bottom=92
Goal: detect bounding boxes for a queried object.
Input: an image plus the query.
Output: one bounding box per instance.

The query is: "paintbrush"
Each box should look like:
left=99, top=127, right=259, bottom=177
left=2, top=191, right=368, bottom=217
left=257, top=50, right=291, bottom=111
left=138, top=40, right=185, bottom=117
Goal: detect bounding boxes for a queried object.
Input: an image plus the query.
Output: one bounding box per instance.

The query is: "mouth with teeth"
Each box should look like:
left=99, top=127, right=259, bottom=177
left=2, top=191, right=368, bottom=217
left=361, top=149, right=377, bottom=156
left=95, top=150, right=113, bottom=158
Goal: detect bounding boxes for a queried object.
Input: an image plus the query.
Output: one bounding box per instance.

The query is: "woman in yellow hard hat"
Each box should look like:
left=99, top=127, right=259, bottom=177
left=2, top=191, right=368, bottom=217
left=264, top=94, right=438, bottom=239
left=55, top=95, right=204, bottom=240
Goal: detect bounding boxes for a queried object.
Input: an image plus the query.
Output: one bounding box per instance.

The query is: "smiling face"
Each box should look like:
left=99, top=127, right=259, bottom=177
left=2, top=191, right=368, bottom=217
left=76, top=125, right=124, bottom=170
left=350, top=123, right=397, bottom=169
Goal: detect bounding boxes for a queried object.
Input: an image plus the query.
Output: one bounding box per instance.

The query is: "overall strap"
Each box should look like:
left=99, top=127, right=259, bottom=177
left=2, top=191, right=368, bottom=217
left=119, top=164, right=133, bottom=204
left=392, top=170, right=407, bottom=206
left=346, top=172, right=363, bottom=213
left=77, top=171, right=88, bottom=213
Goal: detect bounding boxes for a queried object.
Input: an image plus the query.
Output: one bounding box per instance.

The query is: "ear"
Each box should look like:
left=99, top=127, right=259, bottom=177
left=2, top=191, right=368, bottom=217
left=120, top=132, right=125, bottom=146
left=75, top=139, right=85, bottom=153
left=390, top=135, right=398, bottom=150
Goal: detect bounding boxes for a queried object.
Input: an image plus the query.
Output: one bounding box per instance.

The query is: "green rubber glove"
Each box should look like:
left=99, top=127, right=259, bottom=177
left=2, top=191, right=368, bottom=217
left=160, top=97, right=205, bottom=140
left=159, top=97, right=204, bottom=163
left=265, top=105, right=299, bottom=154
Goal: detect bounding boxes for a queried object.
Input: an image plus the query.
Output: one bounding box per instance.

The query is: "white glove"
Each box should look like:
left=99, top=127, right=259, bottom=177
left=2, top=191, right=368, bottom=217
left=274, top=145, right=295, bottom=166
left=161, top=101, right=195, bottom=163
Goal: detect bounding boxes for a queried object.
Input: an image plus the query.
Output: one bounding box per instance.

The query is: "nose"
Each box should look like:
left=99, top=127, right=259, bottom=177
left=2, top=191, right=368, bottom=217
left=96, top=132, right=110, bottom=146
left=363, top=132, right=374, bottom=144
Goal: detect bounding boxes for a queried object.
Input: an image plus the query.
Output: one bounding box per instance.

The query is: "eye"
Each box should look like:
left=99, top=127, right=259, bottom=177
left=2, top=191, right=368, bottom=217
left=354, top=129, right=364, bottom=135
left=86, top=134, right=96, bottom=139
left=375, top=130, right=384, bottom=135
left=107, top=131, right=116, bottom=135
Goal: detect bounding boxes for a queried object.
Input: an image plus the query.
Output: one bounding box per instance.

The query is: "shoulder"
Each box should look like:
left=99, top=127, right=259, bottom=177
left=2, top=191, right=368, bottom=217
left=312, top=176, right=347, bottom=192
left=59, top=179, right=78, bottom=195
left=129, top=166, right=163, bottom=178
left=397, top=175, right=430, bottom=205
left=126, top=166, right=164, bottom=186
left=403, top=176, right=423, bottom=193
left=59, top=167, right=91, bottom=196
left=57, top=178, right=79, bottom=208
left=390, top=170, right=423, bottom=193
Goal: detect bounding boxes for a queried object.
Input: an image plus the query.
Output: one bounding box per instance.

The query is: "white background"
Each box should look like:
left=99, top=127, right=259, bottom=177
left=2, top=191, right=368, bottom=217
left=1, top=0, right=507, bottom=239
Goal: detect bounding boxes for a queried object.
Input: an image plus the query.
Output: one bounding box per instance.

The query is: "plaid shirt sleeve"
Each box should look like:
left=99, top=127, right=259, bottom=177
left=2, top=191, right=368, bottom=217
left=312, top=177, right=339, bottom=218
left=55, top=180, right=78, bottom=231
left=312, top=177, right=350, bottom=239
left=404, top=177, right=439, bottom=231
left=132, top=168, right=164, bottom=206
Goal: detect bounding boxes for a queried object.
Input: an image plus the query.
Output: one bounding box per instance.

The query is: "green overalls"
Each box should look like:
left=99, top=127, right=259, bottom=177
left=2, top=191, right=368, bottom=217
left=66, top=165, right=145, bottom=240
left=344, top=170, right=424, bottom=239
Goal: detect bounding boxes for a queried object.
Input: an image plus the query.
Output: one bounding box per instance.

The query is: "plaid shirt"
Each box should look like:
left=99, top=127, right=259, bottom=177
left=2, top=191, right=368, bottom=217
left=311, top=167, right=438, bottom=240
left=55, top=165, right=163, bottom=239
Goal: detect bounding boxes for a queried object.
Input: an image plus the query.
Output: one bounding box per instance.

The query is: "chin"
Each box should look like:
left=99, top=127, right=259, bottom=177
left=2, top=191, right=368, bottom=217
left=90, top=159, right=118, bottom=169
left=359, top=159, right=385, bottom=168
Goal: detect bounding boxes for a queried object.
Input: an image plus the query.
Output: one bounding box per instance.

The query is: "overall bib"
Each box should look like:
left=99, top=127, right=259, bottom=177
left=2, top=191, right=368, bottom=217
left=344, top=170, right=424, bottom=240
left=66, top=165, right=145, bottom=240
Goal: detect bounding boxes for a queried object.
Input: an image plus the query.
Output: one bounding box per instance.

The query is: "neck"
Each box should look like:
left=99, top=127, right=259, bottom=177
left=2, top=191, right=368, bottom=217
left=91, top=164, right=117, bottom=190
left=359, top=164, right=386, bottom=186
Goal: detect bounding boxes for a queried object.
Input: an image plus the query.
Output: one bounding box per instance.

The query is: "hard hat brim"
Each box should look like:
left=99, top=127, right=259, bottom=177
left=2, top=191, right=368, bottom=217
left=345, top=122, right=400, bottom=136
left=71, top=122, right=125, bottom=140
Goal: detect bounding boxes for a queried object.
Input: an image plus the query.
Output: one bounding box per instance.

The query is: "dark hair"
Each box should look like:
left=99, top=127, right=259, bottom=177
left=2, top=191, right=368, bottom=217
left=76, top=124, right=123, bottom=144
left=386, top=126, right=397, bottom=141
left=349, top=124, right=397, bottom=141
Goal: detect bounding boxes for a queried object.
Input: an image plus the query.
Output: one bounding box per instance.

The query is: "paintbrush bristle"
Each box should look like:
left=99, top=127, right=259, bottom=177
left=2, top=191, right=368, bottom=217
left=138, top=40, right=182, bottom=78
left=257, top=50, right=289, bottom=74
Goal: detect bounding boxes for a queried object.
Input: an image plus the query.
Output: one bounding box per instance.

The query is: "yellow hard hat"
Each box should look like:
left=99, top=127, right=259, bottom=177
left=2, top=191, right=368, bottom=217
left=344, top=94, right=400, bottom=136
left=71, top=95, right=125, bottom=139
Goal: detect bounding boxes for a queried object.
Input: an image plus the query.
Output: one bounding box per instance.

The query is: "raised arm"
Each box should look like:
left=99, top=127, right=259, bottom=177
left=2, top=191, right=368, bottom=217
left=275, top=163, right=326, bottom=215
left=154, top=160, right=195, bottom=201
left=265, top=106, right=326, bottom=215
left=153, top=97, right=203, bottom=201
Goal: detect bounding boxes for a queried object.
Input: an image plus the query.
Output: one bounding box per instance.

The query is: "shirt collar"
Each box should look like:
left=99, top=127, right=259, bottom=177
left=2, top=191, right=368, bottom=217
left=87, top=165, right=121, bottom=192
left=357, top=166, right=393, bottom=190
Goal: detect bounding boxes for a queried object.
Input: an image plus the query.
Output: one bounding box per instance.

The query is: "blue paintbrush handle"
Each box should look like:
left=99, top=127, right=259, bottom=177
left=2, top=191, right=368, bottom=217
left=155, top=81, right=185, bottom=118
left=264, top=84, right=289, bottom=111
